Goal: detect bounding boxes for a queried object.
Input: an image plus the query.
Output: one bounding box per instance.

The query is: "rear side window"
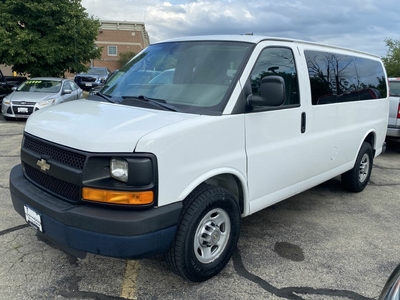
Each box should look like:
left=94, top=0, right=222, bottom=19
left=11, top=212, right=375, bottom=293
left=305, top=50, right=387, bottom=105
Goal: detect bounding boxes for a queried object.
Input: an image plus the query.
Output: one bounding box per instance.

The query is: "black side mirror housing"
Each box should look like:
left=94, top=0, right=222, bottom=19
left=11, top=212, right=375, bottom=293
left=247, top=75, right=286, bottom=107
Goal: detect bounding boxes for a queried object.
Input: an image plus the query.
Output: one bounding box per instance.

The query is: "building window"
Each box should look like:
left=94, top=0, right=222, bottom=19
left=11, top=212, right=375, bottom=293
left=108, top=46, right=117, bottom=56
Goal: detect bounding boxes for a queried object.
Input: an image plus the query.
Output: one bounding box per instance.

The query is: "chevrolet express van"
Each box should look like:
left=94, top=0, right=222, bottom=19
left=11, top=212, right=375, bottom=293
left=10, top=35, right=389, bottom=282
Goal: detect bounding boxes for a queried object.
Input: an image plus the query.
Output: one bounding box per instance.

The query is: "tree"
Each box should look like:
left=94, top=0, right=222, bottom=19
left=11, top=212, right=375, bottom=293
left=0, top=0, right=102, bottom=77
left=382, top=38, right=400, bottom=77
left=118, top=51, right=137, bottom=69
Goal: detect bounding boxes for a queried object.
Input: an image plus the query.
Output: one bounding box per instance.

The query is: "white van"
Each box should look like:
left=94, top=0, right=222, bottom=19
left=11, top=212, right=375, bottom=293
left=10, top=35, right=389, bottom=282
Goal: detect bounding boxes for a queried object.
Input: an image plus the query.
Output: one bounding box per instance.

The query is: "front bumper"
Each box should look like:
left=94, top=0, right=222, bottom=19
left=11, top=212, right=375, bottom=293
left=10, top=164, right=181, bottom=258
left=1, top=102, right=34, bottom=119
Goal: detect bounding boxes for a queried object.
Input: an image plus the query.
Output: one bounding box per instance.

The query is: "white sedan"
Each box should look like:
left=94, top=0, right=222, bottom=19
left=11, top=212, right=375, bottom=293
left=1, top=77, right=84, bottom=120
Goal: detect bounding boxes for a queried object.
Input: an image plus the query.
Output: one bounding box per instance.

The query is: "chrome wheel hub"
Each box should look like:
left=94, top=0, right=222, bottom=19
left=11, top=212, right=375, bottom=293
left=358, top=153, right=370, bottom=183
left=194, top=208, right=231, bottom=264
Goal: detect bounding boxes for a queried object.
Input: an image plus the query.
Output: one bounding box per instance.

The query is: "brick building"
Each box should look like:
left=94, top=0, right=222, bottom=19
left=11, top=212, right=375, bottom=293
left=93, top=20, right=150, bottom=71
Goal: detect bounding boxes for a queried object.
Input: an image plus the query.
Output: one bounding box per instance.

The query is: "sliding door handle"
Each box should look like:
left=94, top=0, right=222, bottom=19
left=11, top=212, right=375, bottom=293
left=301, top=112, right=306, bottom=133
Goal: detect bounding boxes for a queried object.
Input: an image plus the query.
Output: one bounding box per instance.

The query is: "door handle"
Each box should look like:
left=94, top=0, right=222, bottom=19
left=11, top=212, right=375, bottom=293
left=301, top=112, right=306, bottom=133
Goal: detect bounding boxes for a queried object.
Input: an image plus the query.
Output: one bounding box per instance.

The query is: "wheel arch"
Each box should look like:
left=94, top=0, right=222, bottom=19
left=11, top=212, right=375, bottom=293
left=363, top=130, right=376, bottom=157
left=179, top=169, right=248, bottom=216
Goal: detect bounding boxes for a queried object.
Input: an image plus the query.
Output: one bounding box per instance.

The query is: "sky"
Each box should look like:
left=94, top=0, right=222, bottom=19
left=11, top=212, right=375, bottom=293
left=81, top=0, right=400, bottom=57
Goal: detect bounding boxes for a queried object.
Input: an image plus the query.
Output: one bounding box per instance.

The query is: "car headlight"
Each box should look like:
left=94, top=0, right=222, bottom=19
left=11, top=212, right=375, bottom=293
left=3, top=96, right=10, bottom=105
left=110, top=158, right=128, bottom=182
left=37, top=99, right=55, bottom=107
left=81, top=155, right=156, bottom=206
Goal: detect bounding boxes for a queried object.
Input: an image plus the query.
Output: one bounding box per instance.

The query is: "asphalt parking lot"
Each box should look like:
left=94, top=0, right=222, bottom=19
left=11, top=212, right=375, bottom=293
left=0, top=114, right=399, bottom=300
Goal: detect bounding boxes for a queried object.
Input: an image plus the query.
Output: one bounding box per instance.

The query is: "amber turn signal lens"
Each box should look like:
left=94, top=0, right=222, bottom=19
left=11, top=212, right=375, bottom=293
left=82, top=187, right=153, bottom=205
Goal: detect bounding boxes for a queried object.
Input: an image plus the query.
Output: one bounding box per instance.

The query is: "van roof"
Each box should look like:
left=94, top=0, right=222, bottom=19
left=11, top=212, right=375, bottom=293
left=156, top=35, right=381, bottom=58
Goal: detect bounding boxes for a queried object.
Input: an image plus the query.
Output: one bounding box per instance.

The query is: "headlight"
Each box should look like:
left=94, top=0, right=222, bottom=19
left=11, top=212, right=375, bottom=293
left=110, top=158, right=128, bottom=182
left=37, top=99, right=55, bottom=107
left=3, top=96, right=10, bottom=105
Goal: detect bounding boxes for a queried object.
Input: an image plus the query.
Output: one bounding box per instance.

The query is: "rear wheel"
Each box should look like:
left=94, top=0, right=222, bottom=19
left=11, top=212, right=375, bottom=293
left=166, top=184, right=241, bottom=282
left=341, top=142, right=373, bottom=192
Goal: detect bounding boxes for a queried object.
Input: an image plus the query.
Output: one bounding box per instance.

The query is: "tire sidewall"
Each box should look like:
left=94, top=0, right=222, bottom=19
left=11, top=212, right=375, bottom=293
left=354, top=143, right=373, bottom=191
left=183, top=190, right=240, bottom=281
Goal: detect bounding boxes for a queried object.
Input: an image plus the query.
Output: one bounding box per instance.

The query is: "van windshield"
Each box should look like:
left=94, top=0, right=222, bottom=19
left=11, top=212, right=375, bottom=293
left=96, top=41, right=253, bottom=115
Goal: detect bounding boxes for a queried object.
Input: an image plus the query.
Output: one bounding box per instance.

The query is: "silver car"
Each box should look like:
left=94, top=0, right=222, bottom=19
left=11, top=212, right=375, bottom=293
left=1, top=77, right=84, bottom=120
left=387, top=78, right=400, bottom=140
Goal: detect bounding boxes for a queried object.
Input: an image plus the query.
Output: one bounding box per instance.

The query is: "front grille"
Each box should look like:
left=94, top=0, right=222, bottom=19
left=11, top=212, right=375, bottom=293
left=24, top=135, right=86, bottom=170
left=24, top=163, right=81, bottom=202
left=12, top=101, right=36, bottom=105
left=22, top=134, right=87, bottom=203
left=80, top=77, right=96, bottom=82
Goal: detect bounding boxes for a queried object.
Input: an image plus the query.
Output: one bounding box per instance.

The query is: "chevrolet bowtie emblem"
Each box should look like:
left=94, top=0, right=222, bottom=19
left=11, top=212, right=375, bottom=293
left=37, top=159, right=51, bottom=172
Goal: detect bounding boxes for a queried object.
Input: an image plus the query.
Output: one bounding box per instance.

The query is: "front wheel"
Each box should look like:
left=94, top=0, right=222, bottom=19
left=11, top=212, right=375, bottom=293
left=341, top=142, right=373, bottom=192
left=166, top=184, right=241, bottom=282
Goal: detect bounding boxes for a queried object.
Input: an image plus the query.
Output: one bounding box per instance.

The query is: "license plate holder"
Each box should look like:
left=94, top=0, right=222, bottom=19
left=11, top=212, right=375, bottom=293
left=85, top=83, right=92, bottom=87
left=18, top=107, right=29, bottom=113
left=24, top=205, right=43, bottom=232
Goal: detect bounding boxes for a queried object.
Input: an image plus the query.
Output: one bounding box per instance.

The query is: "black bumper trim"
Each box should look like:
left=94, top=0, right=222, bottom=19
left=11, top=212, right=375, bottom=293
left=10, top=164, right=182, bottom=258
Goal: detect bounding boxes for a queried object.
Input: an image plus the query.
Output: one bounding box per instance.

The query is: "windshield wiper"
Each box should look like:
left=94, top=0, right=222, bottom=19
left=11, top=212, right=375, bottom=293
left=121, top=95, right=180, bottom=112
left=97, top=92, right=115, bottom=103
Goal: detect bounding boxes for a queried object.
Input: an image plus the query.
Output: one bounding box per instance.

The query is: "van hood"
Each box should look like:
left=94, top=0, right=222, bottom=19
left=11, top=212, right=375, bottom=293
left=25, top=100, right=198, bottom=152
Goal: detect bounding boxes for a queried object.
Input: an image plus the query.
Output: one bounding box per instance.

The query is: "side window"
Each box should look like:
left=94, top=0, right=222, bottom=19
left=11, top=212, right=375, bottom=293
left=63, top=82, right=71, bottom=91
left=66, top=81, right=76, bottom=91
left=305, top=50, right=387, bottom=105
left=250, top=47, right=299, bottom=106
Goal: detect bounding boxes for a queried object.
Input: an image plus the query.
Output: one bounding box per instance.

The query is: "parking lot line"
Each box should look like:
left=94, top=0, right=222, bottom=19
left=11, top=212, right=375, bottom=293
left=120, top=260, right=140, bottom=299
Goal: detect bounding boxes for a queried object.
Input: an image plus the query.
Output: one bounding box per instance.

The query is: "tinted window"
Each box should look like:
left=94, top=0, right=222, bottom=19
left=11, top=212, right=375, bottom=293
left=305, top=50, right=387, bottom=105
left=389, top=81, right=400, bottom=96
left=250, top=47, right=299, bottom=106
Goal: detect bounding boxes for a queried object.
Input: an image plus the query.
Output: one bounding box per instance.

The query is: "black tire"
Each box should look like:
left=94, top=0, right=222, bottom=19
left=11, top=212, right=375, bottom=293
left=341, top=142, right=373, bottom=192
left=166, top=183, right=241, bottom=282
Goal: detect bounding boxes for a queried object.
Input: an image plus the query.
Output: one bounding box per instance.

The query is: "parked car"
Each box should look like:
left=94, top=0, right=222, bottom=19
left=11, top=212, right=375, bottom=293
left=0, top=69, right=27, bottom=101
left=387, top=78, right=400, bottom=141
left=88, top=69, right=119, bottom=95
left=74, top=67, right=111, bottom=91
left=1, top=77, right=83, bottom=120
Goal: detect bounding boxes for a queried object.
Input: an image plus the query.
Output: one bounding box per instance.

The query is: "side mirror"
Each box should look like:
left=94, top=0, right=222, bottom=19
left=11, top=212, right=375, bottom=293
left=247, top=76, right=286, bottom=107
left=379, top=264, right=400, bottom=300
left=62, top=89, right=72, bottom=95
left=12, top=86, right=17, bottom=91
